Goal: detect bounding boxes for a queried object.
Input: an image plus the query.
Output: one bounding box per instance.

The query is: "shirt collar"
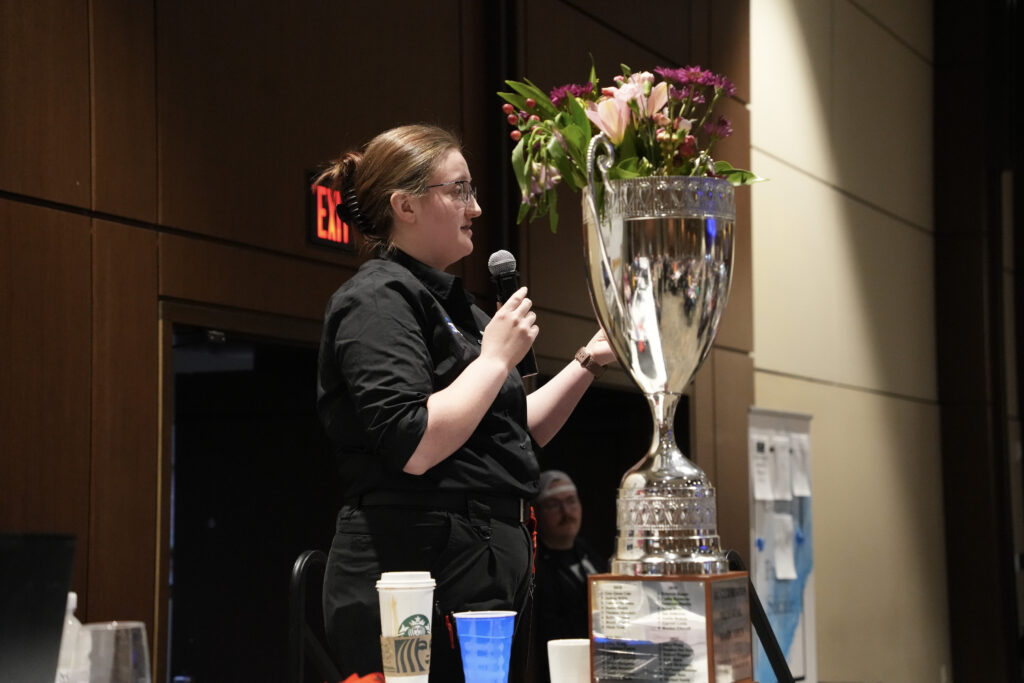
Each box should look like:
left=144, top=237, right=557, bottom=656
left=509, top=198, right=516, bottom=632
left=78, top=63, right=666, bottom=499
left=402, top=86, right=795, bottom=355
left=383, top=249, right=474, bottom=306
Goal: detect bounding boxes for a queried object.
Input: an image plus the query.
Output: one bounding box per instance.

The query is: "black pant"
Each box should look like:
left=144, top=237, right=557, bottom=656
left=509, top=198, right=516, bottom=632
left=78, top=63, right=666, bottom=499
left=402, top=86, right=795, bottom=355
left=323, top=501, right=534, bottom=681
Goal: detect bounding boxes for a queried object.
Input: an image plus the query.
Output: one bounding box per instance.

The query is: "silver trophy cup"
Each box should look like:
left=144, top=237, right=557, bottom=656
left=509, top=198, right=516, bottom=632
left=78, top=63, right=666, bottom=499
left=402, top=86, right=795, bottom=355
left=582, top=134, right=735, bottom=575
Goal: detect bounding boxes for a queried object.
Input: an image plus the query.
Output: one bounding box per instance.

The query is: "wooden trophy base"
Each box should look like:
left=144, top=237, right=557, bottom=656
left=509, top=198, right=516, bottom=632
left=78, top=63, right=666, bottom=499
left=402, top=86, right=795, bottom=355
left=587, top=571, right=754, bottom=683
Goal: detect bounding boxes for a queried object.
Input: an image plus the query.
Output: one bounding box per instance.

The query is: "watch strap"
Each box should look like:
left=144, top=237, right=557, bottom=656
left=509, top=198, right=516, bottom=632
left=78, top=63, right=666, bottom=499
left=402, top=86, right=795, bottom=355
left=574, top=346, right=606, bottom=378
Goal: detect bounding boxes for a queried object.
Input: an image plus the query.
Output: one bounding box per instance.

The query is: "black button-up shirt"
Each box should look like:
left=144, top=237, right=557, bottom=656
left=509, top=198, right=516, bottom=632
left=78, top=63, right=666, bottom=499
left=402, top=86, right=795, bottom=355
left=317, top=250, right=539, bottom=500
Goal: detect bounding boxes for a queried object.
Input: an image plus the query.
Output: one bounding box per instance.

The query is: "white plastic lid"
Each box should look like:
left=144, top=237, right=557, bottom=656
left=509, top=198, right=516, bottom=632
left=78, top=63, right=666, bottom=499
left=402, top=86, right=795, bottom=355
left=375, top=571, right=435, bottom=590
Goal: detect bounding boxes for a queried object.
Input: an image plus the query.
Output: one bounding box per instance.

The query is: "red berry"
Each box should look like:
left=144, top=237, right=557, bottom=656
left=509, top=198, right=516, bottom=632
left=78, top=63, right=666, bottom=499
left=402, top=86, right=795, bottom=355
left=510, top=130, right=522, bottom=141
left=502, top=103, right=515, bottom=115
left=507, top=114, right=519, bottom=125
left=526, top=98, right=536, bottom=108
left=529, top=114, right=541, bottom=122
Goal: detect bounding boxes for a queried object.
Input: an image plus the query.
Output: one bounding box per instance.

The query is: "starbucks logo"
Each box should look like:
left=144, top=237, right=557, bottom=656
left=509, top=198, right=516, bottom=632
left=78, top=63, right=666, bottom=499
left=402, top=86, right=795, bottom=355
left=398, top=614, right=430, bottom=636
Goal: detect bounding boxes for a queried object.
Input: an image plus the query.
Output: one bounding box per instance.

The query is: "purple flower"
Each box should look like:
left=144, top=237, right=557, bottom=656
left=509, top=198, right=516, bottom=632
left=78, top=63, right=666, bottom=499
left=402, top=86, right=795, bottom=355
left=668, top=84, right=706, bottom=104
left=654, top=66, right=685, bottom=83
left=709, top=74, right=736, bottom=97
left=656, top=65, right=711, bottom=85
left=550, top=82, right=594, bottom=107
left=703, top=116, right=733, bottom=139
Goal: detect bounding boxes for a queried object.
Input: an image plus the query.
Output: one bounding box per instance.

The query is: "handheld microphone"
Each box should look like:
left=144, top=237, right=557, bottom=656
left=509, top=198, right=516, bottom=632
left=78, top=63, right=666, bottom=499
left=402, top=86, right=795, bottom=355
left=487, top=249, right=538, bottom=378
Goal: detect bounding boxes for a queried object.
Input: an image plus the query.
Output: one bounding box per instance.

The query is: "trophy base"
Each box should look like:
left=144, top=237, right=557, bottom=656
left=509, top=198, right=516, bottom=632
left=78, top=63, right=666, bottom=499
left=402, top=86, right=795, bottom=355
left=614, top=485, right=729, bottom=576
left=610, top=553, right=729, bottom=576
left=588, top=572, right=753, bottom=683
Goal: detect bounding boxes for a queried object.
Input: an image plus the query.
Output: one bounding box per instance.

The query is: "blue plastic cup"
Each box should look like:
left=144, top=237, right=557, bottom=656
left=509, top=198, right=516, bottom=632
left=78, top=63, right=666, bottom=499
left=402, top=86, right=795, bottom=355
left=453, top=610, right=516, bottom=683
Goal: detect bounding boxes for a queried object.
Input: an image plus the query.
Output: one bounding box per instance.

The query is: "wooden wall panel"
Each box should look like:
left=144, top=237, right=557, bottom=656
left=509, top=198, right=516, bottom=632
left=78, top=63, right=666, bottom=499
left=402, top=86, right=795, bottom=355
left=91, top=0, right=158, bottom=221
left=713, top=99, right=753, bottom=353
left=0, top=0, right=90, bottom=205
left=88, top=221, right=159, bottom=627
left=156, top=0, right=462, bottom=262
left=711, top=0, right=750, bottom=103
left=0, top=199, right=92, bottom=597
left=712, top=347, right=753, bottom=561
left=522, top=0, right=672, bottom=326
left=158, top=233, right=354, bottom=322
left=459, top=0, right=502, bottom=296
left=567, top=0, right=691, bottom=66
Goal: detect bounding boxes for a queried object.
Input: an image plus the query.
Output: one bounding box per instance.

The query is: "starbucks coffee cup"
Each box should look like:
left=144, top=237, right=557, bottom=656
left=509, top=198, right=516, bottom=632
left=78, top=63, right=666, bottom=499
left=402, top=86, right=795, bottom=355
left=376, top=571, right=436, bottom=682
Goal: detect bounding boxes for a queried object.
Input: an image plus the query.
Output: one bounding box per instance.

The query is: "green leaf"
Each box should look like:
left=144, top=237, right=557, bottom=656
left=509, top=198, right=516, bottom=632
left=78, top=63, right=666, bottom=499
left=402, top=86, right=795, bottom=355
left=714, top=160, right=767, bottom=186
left=517, top=200, right=531, bottom=225
left=544, top=188, right=559, bottom=233
left=497, top=90, right=528, bottom=112
left=521, top=78, right=560, bottom=116
left=606, top=157, right=642, bottom=179
left=506, top=80, right=558, bottom=118
left=510, top=137, right=528, bottom=197
left=545, top=136, right=578, bottom=187
left=616, top=127, right=638, bottom=162
left=588, top=55, right=598, bottom=90
left=566, top=95, right=592, bottom=138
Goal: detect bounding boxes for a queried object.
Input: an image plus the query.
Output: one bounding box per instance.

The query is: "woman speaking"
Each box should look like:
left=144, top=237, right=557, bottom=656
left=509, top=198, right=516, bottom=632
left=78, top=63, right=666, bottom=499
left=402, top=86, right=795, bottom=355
left=315, top=124, right=613, bottom=680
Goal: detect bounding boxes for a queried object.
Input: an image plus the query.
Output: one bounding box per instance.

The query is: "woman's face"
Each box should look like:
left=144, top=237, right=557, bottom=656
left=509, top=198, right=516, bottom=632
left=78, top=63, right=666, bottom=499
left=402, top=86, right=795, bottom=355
left=393, top=149, right=482, bottom=271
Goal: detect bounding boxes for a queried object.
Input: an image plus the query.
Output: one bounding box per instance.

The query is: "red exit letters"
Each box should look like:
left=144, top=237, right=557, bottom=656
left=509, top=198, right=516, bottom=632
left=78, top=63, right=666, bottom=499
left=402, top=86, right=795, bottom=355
left=313, top=184, right=351, bottom=245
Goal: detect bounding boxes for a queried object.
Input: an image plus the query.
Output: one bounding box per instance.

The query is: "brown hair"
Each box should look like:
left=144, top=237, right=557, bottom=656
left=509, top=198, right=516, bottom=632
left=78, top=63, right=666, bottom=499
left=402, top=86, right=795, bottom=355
left=315, top=124, right=461, bottom=254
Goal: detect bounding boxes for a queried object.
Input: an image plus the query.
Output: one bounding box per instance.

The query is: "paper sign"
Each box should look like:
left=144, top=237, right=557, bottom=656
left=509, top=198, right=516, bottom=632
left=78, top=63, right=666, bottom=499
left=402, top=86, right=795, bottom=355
left=773, top=513, right=798, bottom=580
left=791, top=433, right=812, bottom=497
left=750, top=433, right=774, bottom=501
left=771, top=435, right=793, bottom=501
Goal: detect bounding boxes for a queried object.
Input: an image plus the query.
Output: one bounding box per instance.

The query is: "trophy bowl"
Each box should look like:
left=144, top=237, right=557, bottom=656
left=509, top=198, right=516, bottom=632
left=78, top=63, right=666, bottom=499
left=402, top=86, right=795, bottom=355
left=583, top=134, right=735, bottom=575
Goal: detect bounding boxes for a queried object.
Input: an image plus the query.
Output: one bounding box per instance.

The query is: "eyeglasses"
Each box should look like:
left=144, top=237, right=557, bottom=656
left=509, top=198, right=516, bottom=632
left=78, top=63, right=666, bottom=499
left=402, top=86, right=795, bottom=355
left=537, top=495, right=580, bottom=513
left=426, top=179, right=478, bottom=205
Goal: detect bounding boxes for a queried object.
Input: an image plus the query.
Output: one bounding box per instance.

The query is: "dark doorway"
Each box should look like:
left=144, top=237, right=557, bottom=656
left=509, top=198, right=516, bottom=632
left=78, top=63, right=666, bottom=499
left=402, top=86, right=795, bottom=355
left=534, top=380, right=690, bottom=562
left=167, top=326, right=341, bottom=683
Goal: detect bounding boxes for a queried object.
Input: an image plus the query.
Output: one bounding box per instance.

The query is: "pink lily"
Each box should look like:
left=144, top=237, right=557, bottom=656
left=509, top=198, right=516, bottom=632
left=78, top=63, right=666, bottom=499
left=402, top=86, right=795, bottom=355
left=646, top=81, right=668, bottom=117
left=586, top=98, right=631, bottom=145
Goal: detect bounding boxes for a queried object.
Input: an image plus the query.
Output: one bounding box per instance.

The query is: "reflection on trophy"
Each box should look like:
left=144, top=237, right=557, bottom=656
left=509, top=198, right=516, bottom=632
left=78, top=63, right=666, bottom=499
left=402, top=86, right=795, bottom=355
left=582, top=133, right=736, bottom=577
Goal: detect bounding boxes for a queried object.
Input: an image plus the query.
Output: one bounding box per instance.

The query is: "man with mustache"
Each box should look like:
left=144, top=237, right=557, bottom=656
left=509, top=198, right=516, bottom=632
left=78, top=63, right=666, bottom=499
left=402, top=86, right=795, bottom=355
left=532, top=470, right=607, bottom=681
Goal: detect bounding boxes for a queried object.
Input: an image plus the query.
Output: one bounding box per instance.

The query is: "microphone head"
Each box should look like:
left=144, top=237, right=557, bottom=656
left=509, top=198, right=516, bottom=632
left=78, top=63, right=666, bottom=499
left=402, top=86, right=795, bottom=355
left=487, top=249, right=517, bottom=276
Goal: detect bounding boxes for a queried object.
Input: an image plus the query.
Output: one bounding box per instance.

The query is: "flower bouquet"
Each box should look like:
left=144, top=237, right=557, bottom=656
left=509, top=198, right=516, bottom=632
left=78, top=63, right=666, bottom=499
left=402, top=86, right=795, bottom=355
left=498, top=63, right=760, bottom=232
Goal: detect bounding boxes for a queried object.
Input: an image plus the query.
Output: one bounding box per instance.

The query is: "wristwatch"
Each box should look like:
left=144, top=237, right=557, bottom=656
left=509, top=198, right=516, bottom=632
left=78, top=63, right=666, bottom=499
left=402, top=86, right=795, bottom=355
left=574, top=346, right=606, bottom=378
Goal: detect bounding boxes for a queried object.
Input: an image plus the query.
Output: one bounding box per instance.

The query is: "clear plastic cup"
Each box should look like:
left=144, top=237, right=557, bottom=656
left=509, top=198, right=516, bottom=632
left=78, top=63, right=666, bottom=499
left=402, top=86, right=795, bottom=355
left=454, top=610, right=516, bottom=683
left=69, top=621, right=151, bottom=683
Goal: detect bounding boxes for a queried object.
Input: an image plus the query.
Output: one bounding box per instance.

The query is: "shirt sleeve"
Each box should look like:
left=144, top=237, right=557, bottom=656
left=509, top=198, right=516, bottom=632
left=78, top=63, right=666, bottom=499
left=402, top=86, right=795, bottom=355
left=332, top=279, right=433, bottom=473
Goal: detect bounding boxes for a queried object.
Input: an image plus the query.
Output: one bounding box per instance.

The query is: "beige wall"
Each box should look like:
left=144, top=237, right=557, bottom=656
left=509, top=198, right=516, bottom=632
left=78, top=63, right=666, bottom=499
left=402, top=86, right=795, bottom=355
left=749, top=1, right=950, bottom=682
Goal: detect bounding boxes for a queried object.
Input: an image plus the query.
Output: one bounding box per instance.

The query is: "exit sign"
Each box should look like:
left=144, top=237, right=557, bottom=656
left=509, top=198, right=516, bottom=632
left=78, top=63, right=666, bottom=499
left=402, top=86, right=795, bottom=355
left=308, top=173, right=356, bottom=250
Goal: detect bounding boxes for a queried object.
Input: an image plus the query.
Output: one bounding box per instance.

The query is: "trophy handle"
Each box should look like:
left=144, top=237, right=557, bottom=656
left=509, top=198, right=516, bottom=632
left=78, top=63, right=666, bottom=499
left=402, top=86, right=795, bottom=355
left=583, top=133, right=632, bottom=358
left=586, top=132, right=615, bottom=203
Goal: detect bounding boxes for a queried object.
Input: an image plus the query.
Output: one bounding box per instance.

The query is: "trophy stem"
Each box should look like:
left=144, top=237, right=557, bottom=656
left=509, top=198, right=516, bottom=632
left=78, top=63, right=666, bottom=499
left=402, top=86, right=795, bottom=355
left=647, top=391, right=679, bottom=456
left=612, top=389, right=728, bottom=575
left=630, top=391, right=705, bottom=484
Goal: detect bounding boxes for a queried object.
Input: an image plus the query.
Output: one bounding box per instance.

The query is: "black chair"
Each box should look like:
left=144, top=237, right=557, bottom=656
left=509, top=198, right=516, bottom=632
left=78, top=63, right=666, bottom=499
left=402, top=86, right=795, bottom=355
left=289, top=550, right=343, bottom=683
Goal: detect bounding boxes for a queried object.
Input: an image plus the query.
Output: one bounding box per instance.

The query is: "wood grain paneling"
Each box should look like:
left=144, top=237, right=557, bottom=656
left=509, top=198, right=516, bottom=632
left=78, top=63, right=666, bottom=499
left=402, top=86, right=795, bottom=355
left=88, top=221, right=158, bottom=628
left=0, top=0, right=90, bottom=205
left=690, top=354, right=716, bottom=475
left=91, top=0, right=157, bottom=221
left=159, top=233, right=354, bottom=322
left=156, top=0, right=462, bottom=262
left=711, top=347, right=753, bottom=560
left=566, top=0, right=691, bottom=66
left=711, top=0, right=750, bottom=103
left=524, top=0, right=669, bottom=97
left=0, top=199, right=92, bottom=598
left=714, top=98, right=752, bottom=353
left=522, top=0, right=673, bottom=323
